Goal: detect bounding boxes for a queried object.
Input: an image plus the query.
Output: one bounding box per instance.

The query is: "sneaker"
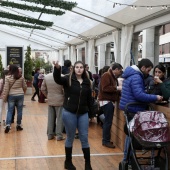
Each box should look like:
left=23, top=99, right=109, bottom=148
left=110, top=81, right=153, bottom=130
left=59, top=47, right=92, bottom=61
left=57, top=136, right=65, bottom=141
left=102, top=142, right=115, bottom=148
left=31, top=98, right=36, bottom=101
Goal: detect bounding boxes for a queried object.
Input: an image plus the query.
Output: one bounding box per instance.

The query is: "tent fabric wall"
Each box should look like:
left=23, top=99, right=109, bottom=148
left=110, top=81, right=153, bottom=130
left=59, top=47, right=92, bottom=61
left=121, top=25, right=134, bottom=69
left=70, top=45, right=76, bottom=65
left=87, top=39, right=95, bottom=74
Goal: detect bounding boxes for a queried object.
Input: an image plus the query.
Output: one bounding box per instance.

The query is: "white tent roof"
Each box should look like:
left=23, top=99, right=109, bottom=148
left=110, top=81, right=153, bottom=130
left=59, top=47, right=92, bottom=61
left=0, top=0, right=170, bottom=50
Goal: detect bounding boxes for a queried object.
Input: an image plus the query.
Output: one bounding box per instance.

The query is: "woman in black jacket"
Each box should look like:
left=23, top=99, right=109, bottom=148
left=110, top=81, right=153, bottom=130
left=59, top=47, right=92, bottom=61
left=53, top=61, right=93, bottom=170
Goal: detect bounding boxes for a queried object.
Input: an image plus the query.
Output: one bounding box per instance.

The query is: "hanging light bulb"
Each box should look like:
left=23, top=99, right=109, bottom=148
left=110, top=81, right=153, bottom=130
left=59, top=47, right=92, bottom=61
left=150, top=6, right=152, bottom=10
left=131, top=5, right=133, bottom=9
left=147, top=6, right=149, bottom=10
left=113, top=3, right=115, bottom=8
left=134, top=6, right=137, bottom=10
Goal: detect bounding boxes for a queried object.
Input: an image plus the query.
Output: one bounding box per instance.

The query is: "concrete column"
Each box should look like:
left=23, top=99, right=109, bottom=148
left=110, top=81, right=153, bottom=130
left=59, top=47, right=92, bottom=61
left=77, top=48, right=82, bottom=61
left=142, top=28, right=155, bottom=64
left=98, top=44, right=106, bottom=70
left=105, top=43, right=111, bottom=66
left=154, top=26, right=161, bottom=66
left=132, top=32, right=140, bottom=65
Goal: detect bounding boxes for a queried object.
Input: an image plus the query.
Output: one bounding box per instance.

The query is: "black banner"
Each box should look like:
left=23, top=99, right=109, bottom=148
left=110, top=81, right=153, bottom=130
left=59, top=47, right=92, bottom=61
left=6, top=46, right=23, bottom=68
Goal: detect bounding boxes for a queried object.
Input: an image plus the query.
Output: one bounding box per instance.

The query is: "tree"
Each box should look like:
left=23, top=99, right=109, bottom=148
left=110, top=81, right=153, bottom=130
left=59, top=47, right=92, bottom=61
left=0, top=54, right=3, bottom=78
left=24, top=45, right=33, bottom=81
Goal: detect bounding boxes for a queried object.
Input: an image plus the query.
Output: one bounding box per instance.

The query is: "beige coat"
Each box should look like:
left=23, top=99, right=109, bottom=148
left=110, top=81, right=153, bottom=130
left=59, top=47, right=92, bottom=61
left=41, top=73, right=64, bottom=106
left=3, top=75, right=27, bottom=102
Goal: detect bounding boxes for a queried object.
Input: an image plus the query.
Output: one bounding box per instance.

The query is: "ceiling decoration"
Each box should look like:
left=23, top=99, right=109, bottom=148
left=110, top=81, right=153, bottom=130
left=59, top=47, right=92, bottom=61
left=0, top=11, right=53, bottom=26
left=0, top=0, right=77, bottom=29
left=108, top=0, right=170, bottom=10
left=0, top=20, right=46, bottom=29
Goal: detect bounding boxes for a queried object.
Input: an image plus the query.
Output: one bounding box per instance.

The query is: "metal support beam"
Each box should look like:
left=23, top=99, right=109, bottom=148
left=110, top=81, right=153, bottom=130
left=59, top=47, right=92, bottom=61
left=72, top=7, right=124, bottom=29
left=130, top=9, right=170, bottom=33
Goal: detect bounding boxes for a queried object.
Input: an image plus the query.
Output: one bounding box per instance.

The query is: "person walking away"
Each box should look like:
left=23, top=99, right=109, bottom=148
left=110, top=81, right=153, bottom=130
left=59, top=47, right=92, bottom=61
left=119, top=58, right=163, bottom=161
left=53, top=60, right=93, bottom=170
left=31, top=68, right=40, bottom=101
left=41, top=72, right=65, bottom=140
left=3, top=64, right=27, bottom=133
left=38, top=72, right=46, bottom=103
left=98, top=63, right=123, bottom=148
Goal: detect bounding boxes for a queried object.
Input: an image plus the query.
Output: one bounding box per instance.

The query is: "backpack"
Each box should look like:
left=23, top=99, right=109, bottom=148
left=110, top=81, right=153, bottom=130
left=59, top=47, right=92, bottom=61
left=132, top=111, right=170, bottom=145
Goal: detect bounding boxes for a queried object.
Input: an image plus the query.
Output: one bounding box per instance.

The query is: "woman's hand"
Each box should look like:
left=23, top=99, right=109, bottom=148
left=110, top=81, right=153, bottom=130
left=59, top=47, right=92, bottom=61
left=52, top=61, right=60, bottom=69
left=154, top=76, right=162, bottom=84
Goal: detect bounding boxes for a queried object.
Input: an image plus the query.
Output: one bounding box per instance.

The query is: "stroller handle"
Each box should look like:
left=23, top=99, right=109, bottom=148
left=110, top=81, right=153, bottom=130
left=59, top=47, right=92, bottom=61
left=124, top=102, right=154, bottom=115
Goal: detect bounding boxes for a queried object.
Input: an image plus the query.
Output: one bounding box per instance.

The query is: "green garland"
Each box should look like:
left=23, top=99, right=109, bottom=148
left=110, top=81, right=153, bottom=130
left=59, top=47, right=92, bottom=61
left=0, top=0, right=77, bottom=30
left=0, top=1, right=65, bottom=16
left=21, top=0, right=77, bottom=10
left=0, top=20, right=46, bottom=30
left=0, top=11, right=53, bottom=26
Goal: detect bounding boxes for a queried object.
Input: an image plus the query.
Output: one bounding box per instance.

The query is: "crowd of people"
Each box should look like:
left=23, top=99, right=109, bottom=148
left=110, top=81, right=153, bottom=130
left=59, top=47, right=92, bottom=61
left=0, top=58, right=170, bottom=170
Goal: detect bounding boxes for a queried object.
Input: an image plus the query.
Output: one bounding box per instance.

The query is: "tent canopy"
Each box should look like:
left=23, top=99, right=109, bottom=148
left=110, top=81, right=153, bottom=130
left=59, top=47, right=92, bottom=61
left=0, top=0, right=170, bottom=50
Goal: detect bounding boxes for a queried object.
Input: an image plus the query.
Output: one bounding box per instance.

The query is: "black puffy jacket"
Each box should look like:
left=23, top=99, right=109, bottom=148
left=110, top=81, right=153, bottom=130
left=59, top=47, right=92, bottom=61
left=53, top=67, right=93, bottom=115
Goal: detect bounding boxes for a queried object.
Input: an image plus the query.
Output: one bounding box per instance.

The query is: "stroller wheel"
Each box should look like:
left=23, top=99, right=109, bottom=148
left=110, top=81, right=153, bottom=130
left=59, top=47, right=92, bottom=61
left=119, top=161, right=128, bottom=170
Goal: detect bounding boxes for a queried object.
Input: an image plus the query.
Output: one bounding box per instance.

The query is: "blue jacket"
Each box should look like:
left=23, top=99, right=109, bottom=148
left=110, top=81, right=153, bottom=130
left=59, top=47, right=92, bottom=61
left=119, top=65, right=157, bottom=113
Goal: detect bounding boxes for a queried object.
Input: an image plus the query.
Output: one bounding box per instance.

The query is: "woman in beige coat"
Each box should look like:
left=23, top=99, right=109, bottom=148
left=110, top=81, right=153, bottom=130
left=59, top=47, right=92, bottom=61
left=3, top=65, right=27, bottom=133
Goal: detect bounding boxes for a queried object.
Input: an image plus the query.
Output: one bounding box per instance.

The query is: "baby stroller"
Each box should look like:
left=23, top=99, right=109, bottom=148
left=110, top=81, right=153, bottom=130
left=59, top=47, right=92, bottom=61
left=119, top=102, right=170, bottom=170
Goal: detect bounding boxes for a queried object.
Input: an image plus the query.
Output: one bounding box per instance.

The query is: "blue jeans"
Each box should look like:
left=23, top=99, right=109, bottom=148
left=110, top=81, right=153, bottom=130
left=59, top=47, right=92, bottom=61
left=6, top=95, right=24, bottom=126
left=62, top=108, right=89, bottom=148
left=102, top=102, right=114, bottom=144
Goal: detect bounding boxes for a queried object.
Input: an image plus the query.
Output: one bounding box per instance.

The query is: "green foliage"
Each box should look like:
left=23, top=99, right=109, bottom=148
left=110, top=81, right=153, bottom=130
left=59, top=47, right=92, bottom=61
left=24, top=46, right=33, bottom=81
left=0, top=55, right=3, bottom=78
left=0, top=21, right=46, bottom=30
left=32, top=58, right=53, bottom=74
left=1, top=1, right=65, bottom=16
left=32, top=57, right=45, bottom=70
left=43, top=61, right=53, bottom=73
left=0, top=0, right=77, bottom=29
left=0, top=11, right=53, bottom=26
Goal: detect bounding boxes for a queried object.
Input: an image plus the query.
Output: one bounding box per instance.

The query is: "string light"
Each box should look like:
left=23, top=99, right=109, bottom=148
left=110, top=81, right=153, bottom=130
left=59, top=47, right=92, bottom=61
left=108, top=1, right=170, bottom=10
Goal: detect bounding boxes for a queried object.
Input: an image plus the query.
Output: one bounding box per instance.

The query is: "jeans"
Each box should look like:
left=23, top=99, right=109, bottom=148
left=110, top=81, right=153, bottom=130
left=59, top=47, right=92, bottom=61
left=6, top=95, right=24, bottom=125
left=62, top=108, right=89, bottom=148
left=102, top=102, right=114, bottom=144
left=47, top=106, right=64, bottom=138
left=32, top=84, right=39, bottom=100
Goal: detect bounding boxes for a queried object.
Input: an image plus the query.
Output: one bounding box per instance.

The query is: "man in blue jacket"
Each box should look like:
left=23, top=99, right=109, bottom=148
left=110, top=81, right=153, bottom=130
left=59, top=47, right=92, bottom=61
left=119, top=58, right=163, bottom=161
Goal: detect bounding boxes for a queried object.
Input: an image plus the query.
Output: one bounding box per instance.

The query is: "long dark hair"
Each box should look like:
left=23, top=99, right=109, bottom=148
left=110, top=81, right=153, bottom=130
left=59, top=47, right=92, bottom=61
left=153, top=64, right=166, bottom=80
left=8, top=65, right=21, bottom=79
left=69, top=61, right=88, bottom=86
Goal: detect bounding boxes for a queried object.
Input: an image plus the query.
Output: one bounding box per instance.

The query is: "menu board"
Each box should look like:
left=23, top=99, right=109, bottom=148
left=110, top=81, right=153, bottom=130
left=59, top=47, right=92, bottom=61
left=6, top=46, right=23, bottom=68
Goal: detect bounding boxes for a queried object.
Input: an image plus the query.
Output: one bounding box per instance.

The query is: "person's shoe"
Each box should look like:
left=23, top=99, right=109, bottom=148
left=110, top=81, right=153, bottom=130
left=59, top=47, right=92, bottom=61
left=16, top=125, right=23, bottom=131
left=57, top=136, right=65, bottom=141
left=31, top=98, right=36, bottom=101
left=64, top=160, right=76, bottom=170
left=102, top=142, right=115, bottom=148
left=11, top=120, right=14, bottom=123
left=5, top=125, right=11, bottom=133
left=48, top=135, right=55, bottom=140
